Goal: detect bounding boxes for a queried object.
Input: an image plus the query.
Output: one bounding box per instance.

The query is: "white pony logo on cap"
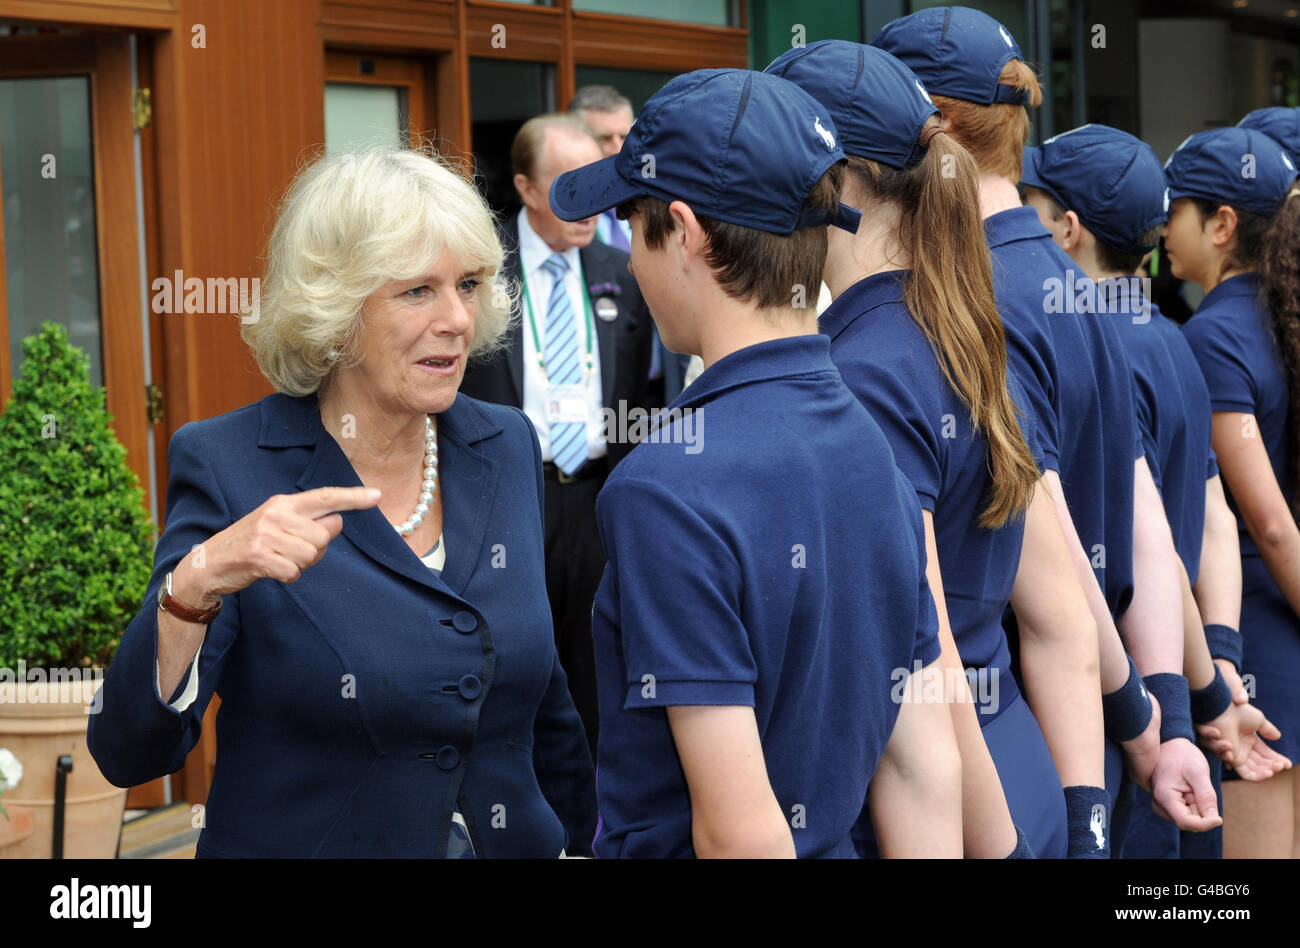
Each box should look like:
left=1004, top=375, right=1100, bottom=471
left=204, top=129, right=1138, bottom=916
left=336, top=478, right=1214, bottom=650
left=914, top=80, right=934, bottom=105
left=1283, top=152, right=1296, bottom=173
left=814, top=116, right=835, bottom=150
left=999, top=25, right=1015, bottom=48
left=1163, top=188, right=1170, bottom=213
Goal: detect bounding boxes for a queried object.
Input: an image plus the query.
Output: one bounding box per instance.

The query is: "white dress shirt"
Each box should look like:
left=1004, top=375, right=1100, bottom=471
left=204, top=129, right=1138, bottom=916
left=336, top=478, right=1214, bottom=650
left=515, top=208, right=606, bottom=463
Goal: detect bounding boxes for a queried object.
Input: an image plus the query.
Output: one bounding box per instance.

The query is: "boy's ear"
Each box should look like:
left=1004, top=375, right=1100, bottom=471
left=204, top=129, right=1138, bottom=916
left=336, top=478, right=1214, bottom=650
left=1061, top=209, right=1085, bottom=253
left=668, top=200, right=703, bottom=266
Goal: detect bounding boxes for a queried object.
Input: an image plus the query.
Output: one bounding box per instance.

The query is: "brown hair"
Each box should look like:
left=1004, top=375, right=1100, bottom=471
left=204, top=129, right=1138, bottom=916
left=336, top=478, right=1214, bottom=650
left=615, top=165, right=843, bottom=311
left=511, top=113, right=594, bottom=180
left=845, top=119, right=1038, bottom=527
left=931, top=60, right=1043, bottom=182
left=1195, top=190, right=1300, bottom=501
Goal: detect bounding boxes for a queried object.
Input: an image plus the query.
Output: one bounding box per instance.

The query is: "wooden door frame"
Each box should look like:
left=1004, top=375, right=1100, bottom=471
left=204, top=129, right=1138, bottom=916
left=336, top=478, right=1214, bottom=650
left=0, top=32, right=152, bottom=516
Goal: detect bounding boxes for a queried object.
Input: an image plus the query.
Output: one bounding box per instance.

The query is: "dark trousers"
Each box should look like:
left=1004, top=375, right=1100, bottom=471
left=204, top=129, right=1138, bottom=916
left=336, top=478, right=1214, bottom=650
left=543, top=463, right=607, bottom=761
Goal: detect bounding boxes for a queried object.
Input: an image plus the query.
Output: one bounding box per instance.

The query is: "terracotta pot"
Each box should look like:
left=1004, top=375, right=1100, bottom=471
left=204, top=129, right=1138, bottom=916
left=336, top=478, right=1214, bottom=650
left=0, top=678, right=126, bottom=858
left=0, top=804, right=35, bottom=852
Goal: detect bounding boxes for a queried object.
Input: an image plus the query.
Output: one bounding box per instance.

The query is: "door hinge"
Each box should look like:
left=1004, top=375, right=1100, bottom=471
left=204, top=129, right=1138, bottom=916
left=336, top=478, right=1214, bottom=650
left=145, top=382, right=164, bottom=424
left=132, top=88, right=152, bottom=130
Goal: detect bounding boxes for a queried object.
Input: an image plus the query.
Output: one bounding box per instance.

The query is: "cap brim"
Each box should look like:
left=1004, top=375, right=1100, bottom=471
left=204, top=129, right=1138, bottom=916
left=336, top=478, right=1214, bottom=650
left=549, top=155, right=643, bottom=222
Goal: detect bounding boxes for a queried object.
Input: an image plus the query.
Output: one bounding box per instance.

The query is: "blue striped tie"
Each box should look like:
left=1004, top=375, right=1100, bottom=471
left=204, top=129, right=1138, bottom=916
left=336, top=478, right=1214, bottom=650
left=542, top=253, right=589, bottom=476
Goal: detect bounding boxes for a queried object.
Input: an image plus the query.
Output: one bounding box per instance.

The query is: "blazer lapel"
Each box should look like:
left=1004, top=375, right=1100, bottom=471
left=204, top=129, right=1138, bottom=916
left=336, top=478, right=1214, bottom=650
left=581, top=244, right=619, bottom=410
left=431, top=396, right=501, bottom=597
left=277, top=393, right=503, bottom=602
left=293, top=415, right=451, bottom=598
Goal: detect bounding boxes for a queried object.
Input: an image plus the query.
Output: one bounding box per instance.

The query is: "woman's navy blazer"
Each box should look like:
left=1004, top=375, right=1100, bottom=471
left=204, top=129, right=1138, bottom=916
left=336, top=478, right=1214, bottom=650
left=87, top=390, right=597, bottom=857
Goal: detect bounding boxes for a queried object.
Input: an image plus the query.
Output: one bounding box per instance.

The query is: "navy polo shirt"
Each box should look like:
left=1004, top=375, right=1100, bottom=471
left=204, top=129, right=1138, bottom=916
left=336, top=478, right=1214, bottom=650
left=1183, top=273, right=1294, bottom=586
left=590, top=334, right=942, bottom=858
left=821, top=270, right=1030, bottom=717
left=985, top=206, right=1140, bottom=617
left=1107, top=280, right=1217, bottom=583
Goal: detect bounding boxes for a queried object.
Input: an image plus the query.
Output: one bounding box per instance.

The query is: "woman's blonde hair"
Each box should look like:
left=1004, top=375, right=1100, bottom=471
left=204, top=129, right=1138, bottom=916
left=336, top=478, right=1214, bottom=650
left=243, top=142, right=515, bottom=396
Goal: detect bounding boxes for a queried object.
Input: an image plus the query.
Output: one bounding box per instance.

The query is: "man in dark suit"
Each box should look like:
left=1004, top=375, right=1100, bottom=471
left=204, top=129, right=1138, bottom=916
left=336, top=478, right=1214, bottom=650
left=460, top=113, right=653, bottom=755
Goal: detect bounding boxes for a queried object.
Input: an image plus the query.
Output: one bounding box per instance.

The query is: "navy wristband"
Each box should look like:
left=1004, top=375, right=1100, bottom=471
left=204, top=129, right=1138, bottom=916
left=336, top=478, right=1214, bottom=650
left=1142, top=672, right=1196, bottom=743
left=1190, top=666, right=1234, bottom=724
left=1005, top=824, right=1034, bottom=859
left=1102, top=655, right=1153, bottom=743
left=1063, top=786, right=1110, bottom=858
left=1203, top=623, right=1243, bottom=673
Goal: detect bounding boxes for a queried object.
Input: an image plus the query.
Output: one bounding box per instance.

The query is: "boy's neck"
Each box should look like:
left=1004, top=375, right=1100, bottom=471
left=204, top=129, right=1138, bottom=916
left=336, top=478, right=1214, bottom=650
left=978, top=173, right=1023, bottom=219
left=696, top=300, right=820, bottom=371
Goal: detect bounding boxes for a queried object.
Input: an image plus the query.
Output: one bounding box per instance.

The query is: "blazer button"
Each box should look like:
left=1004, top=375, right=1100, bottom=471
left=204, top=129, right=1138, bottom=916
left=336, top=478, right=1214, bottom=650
left=452, top=611, right=478, bottom=634
left=457, top=674, right=483, bottom=701
left=435, top=745, right=460, bottom=770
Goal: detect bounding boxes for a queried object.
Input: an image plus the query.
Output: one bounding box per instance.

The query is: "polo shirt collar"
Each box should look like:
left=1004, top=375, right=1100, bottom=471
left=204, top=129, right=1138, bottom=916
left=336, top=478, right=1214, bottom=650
left=819, top=270, right=909, bottom=341
left=984, top=204, right=1052, bottom=250
left=1199, top=272, right=1262, bottom=310
left=674, top=333, right=837, bottom=411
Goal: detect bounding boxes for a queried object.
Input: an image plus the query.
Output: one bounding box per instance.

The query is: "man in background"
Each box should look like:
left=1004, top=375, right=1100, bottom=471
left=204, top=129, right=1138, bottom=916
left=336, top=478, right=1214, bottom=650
left=459, top=113, right=653, bottom=755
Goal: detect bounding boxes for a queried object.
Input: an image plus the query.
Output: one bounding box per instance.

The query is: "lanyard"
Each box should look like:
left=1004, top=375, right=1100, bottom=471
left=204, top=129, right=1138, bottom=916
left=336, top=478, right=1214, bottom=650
left=521, top=257, right=596, bottom=378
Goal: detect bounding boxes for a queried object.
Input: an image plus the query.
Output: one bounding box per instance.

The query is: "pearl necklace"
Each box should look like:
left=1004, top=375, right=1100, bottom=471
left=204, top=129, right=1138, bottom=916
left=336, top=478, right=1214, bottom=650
left=393, top=416, right=438, bottom=536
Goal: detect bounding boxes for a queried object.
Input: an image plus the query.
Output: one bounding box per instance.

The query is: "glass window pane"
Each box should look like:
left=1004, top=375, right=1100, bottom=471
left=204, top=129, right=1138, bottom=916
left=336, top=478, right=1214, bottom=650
left=574, top=65, right=675, bottom=113
left=471, top=59, right=555, bottom=216
left=0, top=76, right=103, bottom=388
left=573, top=0, right=736, bottom=27
left=325, top=82, right=405, bottom=153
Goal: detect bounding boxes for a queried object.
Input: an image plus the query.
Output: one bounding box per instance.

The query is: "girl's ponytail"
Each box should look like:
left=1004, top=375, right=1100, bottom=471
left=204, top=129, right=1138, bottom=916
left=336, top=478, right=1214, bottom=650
left=847, top=119, right=1039, bottom=527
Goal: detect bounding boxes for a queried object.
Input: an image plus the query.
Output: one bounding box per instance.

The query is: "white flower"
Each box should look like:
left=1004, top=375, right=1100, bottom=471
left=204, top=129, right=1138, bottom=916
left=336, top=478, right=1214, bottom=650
left=0, top=749, right=23, bottom=792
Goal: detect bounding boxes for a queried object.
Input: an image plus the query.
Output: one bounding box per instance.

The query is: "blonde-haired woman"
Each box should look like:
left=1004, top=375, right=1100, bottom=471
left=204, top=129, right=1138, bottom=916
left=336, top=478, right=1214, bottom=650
left=89, top=146, right=597, bottom=858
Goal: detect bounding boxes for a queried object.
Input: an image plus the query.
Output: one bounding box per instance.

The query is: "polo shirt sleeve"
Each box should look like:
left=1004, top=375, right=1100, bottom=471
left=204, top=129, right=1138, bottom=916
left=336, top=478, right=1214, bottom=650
left=1183, top=317, right=1258, bottom=414
left=1207, top=448, right=1219, bottom=479
left=836, top=354, right=943, bottom=511
left=1007, top=374, right=1043, bottom=469
left=1003, top=323, right=1060, bottom=473
left=596, top=476, right=756, bottom=710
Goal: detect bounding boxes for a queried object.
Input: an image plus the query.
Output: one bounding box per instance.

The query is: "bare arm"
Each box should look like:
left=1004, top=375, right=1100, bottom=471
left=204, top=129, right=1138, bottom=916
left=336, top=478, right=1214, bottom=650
left=1116, top=457, right=1184, bottom=677
left=1194, top=474, right=1243, bottom=631
left=921, top=511, right=1018, bottom=858
left=1211, top=412, right=1300, bottom=618
left=1040, top=470, right=1131, bottom=692
left=870, top=662, right=964, bottom=858
left=667, top=705, right=795, bottom=858
left=1010, top=480, right=1104, bottom=788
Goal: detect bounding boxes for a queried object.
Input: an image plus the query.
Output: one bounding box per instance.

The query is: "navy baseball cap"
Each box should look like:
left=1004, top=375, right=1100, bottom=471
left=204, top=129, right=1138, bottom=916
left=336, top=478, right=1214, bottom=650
left=871, top=6, right=1030, bottom=106
left=550, top=68, right=860, bottom=235
left=1021, top=124, right=1167, bottom=253
left=764, top=40, right=939, bottom=169
left=1238, top=107, right=1300, bottom=163
left=1164, top=126, right=1298, bottom=218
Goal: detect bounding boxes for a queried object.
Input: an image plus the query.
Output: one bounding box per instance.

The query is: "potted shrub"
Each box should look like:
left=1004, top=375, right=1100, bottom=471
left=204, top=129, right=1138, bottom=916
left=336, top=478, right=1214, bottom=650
left=0, top=323, right=154, bottom=857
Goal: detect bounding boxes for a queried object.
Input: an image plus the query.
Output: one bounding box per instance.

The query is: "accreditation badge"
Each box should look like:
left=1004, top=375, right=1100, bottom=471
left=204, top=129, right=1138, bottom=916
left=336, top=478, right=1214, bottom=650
left=545, top=384, right=588, bottom=424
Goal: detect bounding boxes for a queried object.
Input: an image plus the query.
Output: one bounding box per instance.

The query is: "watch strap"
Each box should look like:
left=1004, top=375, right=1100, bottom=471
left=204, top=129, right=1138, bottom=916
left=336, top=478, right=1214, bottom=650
left=157, top=571, right=222, bottom=624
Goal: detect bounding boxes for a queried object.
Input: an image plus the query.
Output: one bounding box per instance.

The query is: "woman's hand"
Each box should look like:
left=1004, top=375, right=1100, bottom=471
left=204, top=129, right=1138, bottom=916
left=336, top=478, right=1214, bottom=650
left=175, top=486, right=382, bottom=603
